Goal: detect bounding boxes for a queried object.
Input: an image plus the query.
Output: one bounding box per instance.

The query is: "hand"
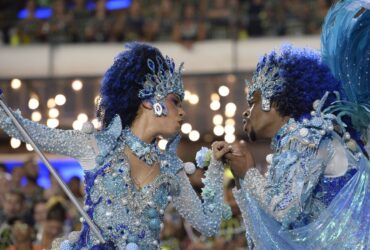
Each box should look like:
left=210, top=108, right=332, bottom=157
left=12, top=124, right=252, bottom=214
left=224, top=140, right=255, bottom=179
left=211, top=141, right=232, bottom=161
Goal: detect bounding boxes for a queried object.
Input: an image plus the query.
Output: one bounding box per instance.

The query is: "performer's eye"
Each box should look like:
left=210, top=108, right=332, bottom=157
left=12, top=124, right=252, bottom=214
left=172, top=96, right=181, bottom=106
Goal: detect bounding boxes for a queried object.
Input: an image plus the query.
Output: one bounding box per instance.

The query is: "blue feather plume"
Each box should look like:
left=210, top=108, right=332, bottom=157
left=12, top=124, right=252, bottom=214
left=321, top=0, right=370, bottom=138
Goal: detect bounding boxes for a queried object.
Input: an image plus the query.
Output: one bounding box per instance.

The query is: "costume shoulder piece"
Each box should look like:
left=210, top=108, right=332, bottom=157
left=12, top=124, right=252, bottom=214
left=94, top=115, right=122, bottom=165
left=273, top=93, right=336, bottom=153
left=160, top=134, right=184, bottom=175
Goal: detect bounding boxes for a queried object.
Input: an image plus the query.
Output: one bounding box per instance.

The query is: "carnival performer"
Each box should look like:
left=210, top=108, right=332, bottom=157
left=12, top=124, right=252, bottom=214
left=218, top=1, right=370, bottom=249
left=0, top=43, right=229, bottom=249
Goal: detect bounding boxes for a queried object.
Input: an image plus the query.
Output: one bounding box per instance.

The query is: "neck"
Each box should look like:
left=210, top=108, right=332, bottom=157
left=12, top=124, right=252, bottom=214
left=130, top=117, right=156, bottom=144
left=271, top=116, right=290, bottom=136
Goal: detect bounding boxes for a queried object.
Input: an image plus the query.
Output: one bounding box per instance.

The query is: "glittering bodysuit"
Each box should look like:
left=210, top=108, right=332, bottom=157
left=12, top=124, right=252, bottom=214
left=0, top=112, right=225, bottom=250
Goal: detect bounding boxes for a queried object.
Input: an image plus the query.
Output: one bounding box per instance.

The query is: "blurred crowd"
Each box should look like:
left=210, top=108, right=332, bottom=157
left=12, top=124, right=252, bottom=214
left=0, top=0, right=334, bottom=47
left=0, top=157, right=247, bottom=250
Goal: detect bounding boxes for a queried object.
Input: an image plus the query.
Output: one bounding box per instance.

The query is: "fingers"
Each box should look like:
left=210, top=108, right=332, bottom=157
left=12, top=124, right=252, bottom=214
left=219, top=144, right=231, bottom=155
left=212, top=141, right=233, bottom=161
left=211, top=141, right=228, bottom=151
left=239, top=140, right=248, bottom=151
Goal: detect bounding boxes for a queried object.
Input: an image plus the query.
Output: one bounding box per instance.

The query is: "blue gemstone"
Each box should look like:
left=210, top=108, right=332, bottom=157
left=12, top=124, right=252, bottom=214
left=149, top=218, right=161, bottom=231
left=147, top=59, right=155, bottom=72
left=126, top=243, right=139, bottom=250
left=147, top=208, right=158, bottom=218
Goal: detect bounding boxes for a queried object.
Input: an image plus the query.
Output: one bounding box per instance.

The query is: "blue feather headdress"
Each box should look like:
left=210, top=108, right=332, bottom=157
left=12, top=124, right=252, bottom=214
left=321, top=0, right=370, bottom=141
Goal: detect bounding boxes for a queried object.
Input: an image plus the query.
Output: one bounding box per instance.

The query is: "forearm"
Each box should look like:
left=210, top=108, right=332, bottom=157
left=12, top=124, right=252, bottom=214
left=173, top=159, right=226, bottom=236
left=0, top=107, right=92, bottom=159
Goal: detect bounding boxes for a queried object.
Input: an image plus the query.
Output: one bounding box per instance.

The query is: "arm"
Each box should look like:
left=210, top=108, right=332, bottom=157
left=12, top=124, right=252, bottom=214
left=0, top=108, right=94, bottom=160
left=172, top=158, right=225, bottom=237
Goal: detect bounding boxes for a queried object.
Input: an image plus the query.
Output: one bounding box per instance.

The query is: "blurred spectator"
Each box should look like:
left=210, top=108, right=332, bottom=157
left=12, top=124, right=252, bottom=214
left=32, top=199, right=47, bottom=242
left=65, top=176, right=83, bottom=231
left=161, top=204, right=187, bottom=250
left=151, top=0, right=177, bottom=41
left=246, top=0, right=265, bottom=37
left=84, top=0, right=112, bottom=42
left=9, top=167, right=24, bottom=190
left=44, top=175, right=64, bottom=200
left=38, top=201, right=66, bottom=249
left=21, top=159, right=44, bottom=210
left=0, top=163, right=7, bottom=174
left=206, top=0, right=231, bottom=39
left=0, top=1, right=23, bottom=45
left=305, top=0, right=332, bottom=34
left=109, top=9, right=127, bottom=42
left=173, top=3, right=206, bottom=49
left=125, top=0, right=145, bottom=41
left=69, top=0, right=91, bottom=42
left=0, top=190, right=26, bottom=250
left=46, top=0, right=71, bottom=44
left=5, top=216, right=41, bottom=250
left=283, top=0, right=307, bottom=35
left=264, top=2, right=287, bottom=36
left=1, top=0, right=333, bottom=45
left=0, top=165, right=12, bottom=216
left=17, top=0, right=45, bottom=44
left=68, top=176, right=83, bottom=199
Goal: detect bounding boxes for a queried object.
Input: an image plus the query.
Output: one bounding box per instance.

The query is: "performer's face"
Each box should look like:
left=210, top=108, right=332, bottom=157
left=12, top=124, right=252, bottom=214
left=157, top=94, right=185, bottom=138
left=243, top=91, right=287, bottom=141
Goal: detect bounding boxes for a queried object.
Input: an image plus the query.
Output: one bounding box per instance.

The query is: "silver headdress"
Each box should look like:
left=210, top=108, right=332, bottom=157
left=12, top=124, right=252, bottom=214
left=138, top=56, right=184, bottom=116
left=246, top=57, right=285, bottom=111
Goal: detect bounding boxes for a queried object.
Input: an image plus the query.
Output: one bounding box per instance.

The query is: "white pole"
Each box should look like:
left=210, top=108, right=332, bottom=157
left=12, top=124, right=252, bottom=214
left=0, top=92, right=105, bottom=244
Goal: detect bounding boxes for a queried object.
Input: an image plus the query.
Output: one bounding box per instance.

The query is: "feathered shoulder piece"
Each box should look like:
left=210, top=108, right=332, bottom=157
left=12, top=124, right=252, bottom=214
left=321, top=0, right=370, bottom=140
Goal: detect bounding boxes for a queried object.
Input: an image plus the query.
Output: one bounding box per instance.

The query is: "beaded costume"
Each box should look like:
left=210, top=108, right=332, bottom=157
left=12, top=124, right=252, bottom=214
left=235, top=1, right=370, bottom=249
left=0, top=112, right=225, bottom=250
left=0, top=44, right=226, bottom=249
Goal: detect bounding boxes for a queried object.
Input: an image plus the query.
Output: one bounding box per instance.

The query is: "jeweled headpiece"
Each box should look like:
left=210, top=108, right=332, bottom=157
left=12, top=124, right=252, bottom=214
left=247, top=51, right=285, bottom=111
left=138, top=56, right=184, bottom=116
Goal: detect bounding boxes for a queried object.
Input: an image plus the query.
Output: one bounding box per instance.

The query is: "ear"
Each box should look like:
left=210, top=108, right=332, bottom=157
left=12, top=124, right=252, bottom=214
left=141, top=100, right=153, bottom=110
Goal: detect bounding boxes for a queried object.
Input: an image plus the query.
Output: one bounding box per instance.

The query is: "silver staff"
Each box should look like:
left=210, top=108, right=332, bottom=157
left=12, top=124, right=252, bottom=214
left=0, top=91, right=105, bottom=244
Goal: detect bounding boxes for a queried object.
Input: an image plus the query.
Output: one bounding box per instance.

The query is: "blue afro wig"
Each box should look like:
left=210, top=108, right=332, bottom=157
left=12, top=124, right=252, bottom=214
left=256, top=45, right=344, bottom=120
left=97, top=43, right=168, bottom=128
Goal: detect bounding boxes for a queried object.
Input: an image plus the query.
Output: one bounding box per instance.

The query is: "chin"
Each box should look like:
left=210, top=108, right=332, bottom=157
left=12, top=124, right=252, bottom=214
left=161, top=130, right=178, bottom=139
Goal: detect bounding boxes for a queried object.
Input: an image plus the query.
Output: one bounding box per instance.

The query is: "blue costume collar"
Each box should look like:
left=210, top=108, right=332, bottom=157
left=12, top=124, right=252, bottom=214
left=121, top=127, right=160, bottom=166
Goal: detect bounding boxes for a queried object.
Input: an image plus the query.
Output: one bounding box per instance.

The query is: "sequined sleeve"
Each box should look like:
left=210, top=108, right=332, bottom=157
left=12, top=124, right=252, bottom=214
left=0, top=108, right=94, bottom=160
left=237, top=133, right=333, bottom=228
left=172, top=158, right=224, bottom=237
